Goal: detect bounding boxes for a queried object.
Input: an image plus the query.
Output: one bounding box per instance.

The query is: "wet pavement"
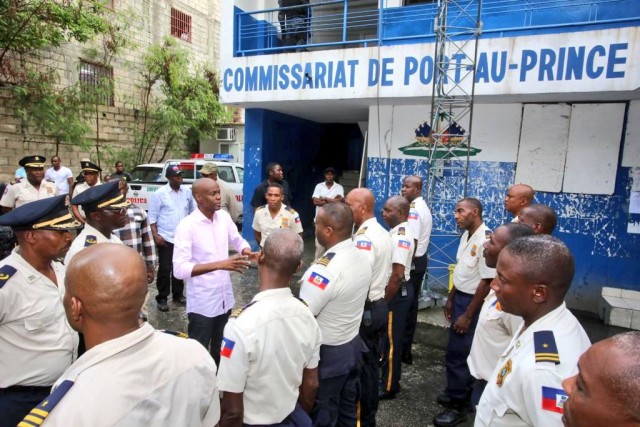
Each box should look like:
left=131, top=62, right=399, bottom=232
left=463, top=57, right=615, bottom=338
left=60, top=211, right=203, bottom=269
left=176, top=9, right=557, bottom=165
left=143, top=237, right=628, bottom=427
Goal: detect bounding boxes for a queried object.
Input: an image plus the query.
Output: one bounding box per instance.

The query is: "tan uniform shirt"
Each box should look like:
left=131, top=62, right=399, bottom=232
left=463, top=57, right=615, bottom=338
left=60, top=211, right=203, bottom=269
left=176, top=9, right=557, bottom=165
left=252, top=204, right=303, bottom=247
left=0, top=180, right=57, bottom=209
left=218, top=288, right=322, bottom=425
left=217, top=178, right=242, bottom=223
left=453, top=223, right=495, bottom=294
left=0, top=249, right=78, bottom=387
left=43, top=323, right=220, bottom=426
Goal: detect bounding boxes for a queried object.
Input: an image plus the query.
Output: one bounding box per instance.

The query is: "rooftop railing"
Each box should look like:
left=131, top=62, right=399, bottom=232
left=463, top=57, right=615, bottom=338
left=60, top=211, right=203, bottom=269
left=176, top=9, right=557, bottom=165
left=235, top=0, right=640, bottom=56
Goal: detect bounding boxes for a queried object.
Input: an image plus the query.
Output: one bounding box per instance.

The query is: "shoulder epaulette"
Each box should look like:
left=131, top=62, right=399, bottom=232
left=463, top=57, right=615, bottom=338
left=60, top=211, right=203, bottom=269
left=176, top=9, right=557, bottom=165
left=18, top=380, right=74, bottom=426
left=410, top=202, right=416, bottom=208
left=256, top=205, right=266, bottom=211
left=231, top=301, right=256, bottom=318
left=315, top=252, right=336, bottom=267
left=286, top=206, right=296, bottom=214
left=84, top=235, right=97, bottom=247
left=534, top=330, right=560, bottom=364
left=296, top=296, right=309, bottom=306
left=0, top=265, right=17, bottom=289
left=162, top=329, right=189, bottom=338
left=356, top=226, right=368, bottom=235
left=398, top=227, right=406, bottom=235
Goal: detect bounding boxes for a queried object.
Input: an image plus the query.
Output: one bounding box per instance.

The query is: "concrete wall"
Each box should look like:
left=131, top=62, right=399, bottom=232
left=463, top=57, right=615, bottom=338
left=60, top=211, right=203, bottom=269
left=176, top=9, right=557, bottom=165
left=0, top=0, right=222, bottom=181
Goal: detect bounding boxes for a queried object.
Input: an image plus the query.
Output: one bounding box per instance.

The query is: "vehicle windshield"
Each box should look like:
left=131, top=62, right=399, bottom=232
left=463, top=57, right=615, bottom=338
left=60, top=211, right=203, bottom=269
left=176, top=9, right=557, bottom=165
left=130, top=166, right=163, bottom=182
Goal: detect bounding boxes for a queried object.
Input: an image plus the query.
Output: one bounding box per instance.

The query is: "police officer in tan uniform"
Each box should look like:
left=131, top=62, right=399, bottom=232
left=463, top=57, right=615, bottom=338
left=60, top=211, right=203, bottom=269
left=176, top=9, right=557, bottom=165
left=0, top=195, right=82, bottom=427
left=1, top=155, right=57, bottom=213
left=252, top=182, right=302, bottom=248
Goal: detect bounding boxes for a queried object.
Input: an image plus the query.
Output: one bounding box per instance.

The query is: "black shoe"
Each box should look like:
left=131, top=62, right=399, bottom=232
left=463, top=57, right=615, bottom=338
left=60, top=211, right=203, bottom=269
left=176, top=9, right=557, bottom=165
left=437, top=392, right=452, bottom=406
left=401, top=351, right=413, bottom=365
left=157, top=301, right=169, bottom=312
left=433, top=408, right=467, bottom=427
left=378, top=389, right=397, bottom=400
left=172, top=296, right=186, bottom=305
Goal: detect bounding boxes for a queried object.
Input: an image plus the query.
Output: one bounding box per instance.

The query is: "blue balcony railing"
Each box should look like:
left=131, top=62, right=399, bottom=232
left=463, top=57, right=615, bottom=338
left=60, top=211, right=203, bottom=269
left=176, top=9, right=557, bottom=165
left=234, top=0, right=640, bottom=57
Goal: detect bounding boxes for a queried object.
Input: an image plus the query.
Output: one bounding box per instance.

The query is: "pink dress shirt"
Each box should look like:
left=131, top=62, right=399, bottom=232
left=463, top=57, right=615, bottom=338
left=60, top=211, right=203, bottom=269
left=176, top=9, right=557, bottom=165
left=173, top=208, right=250, bottom=318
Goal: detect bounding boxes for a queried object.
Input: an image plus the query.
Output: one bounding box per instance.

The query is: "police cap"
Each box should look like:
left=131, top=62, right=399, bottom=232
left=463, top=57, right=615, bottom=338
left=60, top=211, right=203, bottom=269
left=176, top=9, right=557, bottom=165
left=0, top=195, right=82, bottom=231
left=19, top=155, right=46, bottom=168
left=81, top=160, right=102, bottom=173
left=71, top=180, right=130, bottom=213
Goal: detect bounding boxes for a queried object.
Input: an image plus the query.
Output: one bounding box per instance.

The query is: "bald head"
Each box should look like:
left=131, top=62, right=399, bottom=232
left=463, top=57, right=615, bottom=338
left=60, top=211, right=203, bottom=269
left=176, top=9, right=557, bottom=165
left=192, top=177, right=217, bottom=197
left=65, top=244, right=147, bottom=330
left=518, top=204, right=557, bottom=235
left=401, top=175, right=424, bottom=202
left=262, top=229, right=304, bottom=277
left=503, top=234, right=574, bottom=299
left=505, top=184, right=534, bottom=216
left=345, top=188, right=376, bottom=227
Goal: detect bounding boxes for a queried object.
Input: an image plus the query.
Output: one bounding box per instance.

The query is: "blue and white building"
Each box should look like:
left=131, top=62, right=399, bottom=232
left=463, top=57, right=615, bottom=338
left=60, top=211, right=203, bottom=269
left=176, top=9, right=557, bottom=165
left=221, top=0, right=640, bottom=316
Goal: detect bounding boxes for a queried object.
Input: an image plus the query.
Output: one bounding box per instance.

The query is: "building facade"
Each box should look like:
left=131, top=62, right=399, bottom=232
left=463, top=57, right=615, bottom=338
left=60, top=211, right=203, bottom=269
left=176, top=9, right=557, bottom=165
left=221, top=0, right=640, bottom=314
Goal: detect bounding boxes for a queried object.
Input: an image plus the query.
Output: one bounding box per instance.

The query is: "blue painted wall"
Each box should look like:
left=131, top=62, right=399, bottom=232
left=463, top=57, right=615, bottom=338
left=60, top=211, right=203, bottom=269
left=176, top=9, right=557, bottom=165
left=366, top=157, right=640, bottom=312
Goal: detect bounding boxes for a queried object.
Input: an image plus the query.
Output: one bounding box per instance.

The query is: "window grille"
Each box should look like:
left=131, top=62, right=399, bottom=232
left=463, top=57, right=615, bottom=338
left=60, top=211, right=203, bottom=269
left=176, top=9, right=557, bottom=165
left=171, top=8, right=192, bottom=43
left=79, top=61, right=114, bottom=106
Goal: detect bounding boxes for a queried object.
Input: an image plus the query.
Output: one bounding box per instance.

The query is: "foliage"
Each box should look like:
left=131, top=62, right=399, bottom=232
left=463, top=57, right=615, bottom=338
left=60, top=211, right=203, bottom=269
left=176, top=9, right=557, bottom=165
left=132, top=37, right=230, bottom=165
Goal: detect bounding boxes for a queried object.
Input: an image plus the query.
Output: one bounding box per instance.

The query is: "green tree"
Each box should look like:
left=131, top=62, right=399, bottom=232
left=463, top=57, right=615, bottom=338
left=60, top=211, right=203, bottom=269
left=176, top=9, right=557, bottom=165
left=132, top=37, right=230, bottom=165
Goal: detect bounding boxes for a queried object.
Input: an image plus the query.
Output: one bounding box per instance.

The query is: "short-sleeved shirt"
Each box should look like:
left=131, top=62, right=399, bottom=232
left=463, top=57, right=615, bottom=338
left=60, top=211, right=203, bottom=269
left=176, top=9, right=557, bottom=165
left=147, top=184, right=193, bottom=243
left=407, top=196, right=433, bottom=257
left=64, top=223, right=123, bottom=265
left=468, top=291, right=523, bottom=381
left=0, top=180, right=57, bottom=209
left=0, top=250, right=78, bottom=388
left=311, top=181, right=344, bottom=218
left=299, top=239, right=371, bottom=346
left=390, top=221, right=415, bottom=282
left=476, top=303, right=591, bottom=427
left=452, top=223, right=495, bottom=294
left=252, top=204, right=303, bottom=247
left=218, top=288, right=322, bottom=425
left=353, top=217, right=392, bottom=301
left=45, top=167, right=73, bottom=195
left=71, top=181, right=102, bottom=198
left=43, top=323, right=220, bottom=426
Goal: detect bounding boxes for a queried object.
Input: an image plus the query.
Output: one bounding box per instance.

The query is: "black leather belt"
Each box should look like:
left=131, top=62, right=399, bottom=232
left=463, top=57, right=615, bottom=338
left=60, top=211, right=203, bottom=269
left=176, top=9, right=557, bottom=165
left=0, top=385, right=51, bottom=395
left=371, top=298, right=386, bottom=306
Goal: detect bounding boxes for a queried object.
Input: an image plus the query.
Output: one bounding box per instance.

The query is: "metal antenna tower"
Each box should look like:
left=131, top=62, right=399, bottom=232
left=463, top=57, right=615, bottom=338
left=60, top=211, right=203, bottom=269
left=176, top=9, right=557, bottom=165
left=424, top=0, right=483, bottom=298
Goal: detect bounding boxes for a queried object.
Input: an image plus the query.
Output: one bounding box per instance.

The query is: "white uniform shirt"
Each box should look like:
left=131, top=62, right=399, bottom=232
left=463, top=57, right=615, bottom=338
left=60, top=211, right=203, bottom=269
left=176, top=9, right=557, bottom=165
left=468, top=290, right=523, bottom=381
left=0, top=180, right=57, bottom=209
left=453, top=223, right=495, bottom=294
left=45, top=166, right=73, bottom=195
left=43, top=323, right=220, bottom=426
left=71, top=181, right=102, bottom=198
left=312, top=181, right=344, bottom=218
left=64, top=222, right=123, bottom=265
left=475, top=303, right=591, bottom=427
left=407, top=196, right=432, bottom=257
left=390, top=222, right=415, bottom=282
left=353, top=217, right=392, bottom=301
left=299, top=239, right=371, bottom=346
left=218, top=288, right=322, bottom=425
left=252, top=204, right=303, bottom=247
left=0, top=250, right=78, bottom=387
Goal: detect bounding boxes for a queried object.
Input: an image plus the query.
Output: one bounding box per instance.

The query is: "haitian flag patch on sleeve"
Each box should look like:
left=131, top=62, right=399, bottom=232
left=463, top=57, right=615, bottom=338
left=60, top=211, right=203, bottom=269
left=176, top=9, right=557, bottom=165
left=221, top=337, right=236, bottom=358
left=541, top=386, right=568, bottom=414
left=307, top=272, right=330, bottom=290
left=356, top=240, right=372, bottom=251
left=398, top=240, right=411, bottom=249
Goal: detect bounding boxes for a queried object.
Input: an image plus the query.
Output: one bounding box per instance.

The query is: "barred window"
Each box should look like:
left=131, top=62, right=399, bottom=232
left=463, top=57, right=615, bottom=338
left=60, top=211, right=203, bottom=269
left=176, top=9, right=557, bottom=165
left=79, top=61, right=114, bottom=106
left=171, top=8, right=192, bottom=43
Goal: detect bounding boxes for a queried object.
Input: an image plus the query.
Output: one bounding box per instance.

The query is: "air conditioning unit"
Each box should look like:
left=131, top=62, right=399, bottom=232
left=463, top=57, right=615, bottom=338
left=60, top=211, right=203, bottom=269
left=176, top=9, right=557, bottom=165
left=216, top=128, right=236, bottom=142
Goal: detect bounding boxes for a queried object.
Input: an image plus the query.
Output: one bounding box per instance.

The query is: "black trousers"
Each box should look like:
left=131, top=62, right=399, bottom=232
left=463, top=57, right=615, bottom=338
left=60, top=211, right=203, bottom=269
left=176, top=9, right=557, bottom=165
left=0, top=387, right=50, bottom=427
left=380, top=282, right=413, bottom=394
left=358, top=299, right=388, bottom=426
left=445, top=289, right=480, bottom=402
left=156, top=242, right=184, bottom=303
left=403, top=253, right=428, bottom=355
left=188, top=310, right=231, bottom=366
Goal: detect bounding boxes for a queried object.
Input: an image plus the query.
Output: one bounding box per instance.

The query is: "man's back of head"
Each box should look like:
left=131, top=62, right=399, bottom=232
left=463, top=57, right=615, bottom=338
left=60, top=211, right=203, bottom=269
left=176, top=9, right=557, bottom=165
left=519, top=204, right=557, bottom=234
left=262, top=229, right=304, bottom=279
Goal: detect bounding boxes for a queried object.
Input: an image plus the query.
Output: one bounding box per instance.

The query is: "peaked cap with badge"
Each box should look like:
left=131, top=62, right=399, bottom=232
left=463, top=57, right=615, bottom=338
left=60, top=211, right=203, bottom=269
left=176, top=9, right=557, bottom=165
left=0, top=194, right=82, bottom=231
left=18, top=155, right=46, bottom=168
left=81, top=160, right=102, bottom=173
left=70, top=179, right=130, bottom=213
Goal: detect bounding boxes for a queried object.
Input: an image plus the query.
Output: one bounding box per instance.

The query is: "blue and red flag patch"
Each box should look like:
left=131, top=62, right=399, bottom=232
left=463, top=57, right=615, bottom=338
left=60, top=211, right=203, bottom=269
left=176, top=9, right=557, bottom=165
left=295, top=216, right=301, bottom=223
left=541, top=386, right=567, bottom=414
left=307, top=272, right=330, bottom=290
left=221, top=337, right=236, bottom=358
left=408, top=212, right=419, bottom=220
left=398, top=240, right=411, bottom=250
left=356, top=240, right=372, bottom=251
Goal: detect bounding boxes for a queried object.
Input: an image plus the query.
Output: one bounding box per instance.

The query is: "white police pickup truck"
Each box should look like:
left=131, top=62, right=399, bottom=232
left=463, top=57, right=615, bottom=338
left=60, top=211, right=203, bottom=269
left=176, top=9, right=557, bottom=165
left=126, top=154, right=244, bottom=215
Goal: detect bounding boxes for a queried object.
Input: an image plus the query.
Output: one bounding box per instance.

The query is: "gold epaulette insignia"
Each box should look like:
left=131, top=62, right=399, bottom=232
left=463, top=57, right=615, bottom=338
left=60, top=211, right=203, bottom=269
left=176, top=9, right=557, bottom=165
left=315, top=252, right=336, bottom=267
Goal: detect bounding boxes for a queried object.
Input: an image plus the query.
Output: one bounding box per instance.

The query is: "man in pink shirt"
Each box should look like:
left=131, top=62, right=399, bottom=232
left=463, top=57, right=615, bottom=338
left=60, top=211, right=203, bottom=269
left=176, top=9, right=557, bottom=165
left=173, top=178, right=259, bottom=364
